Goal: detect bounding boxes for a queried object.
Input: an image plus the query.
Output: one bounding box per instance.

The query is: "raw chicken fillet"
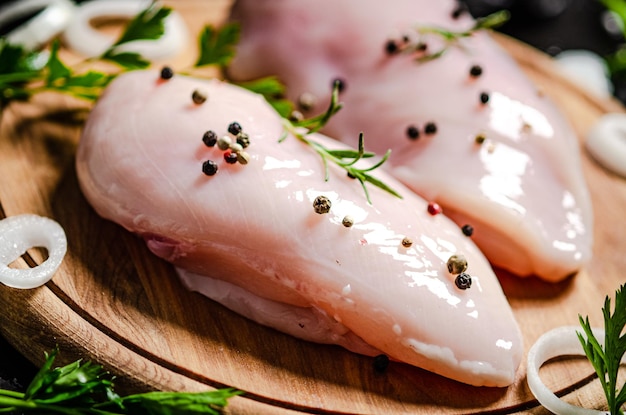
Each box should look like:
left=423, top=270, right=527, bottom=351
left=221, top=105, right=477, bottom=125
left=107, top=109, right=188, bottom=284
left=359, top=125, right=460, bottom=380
left=76, top=70, right=522, bottom=387
left=227, top=0, right=593, bottom=281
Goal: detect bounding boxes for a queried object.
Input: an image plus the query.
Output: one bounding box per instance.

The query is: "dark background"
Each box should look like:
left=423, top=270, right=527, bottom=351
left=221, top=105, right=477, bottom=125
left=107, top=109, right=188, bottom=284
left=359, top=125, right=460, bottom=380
left=0, top=0, right=623, bottom=400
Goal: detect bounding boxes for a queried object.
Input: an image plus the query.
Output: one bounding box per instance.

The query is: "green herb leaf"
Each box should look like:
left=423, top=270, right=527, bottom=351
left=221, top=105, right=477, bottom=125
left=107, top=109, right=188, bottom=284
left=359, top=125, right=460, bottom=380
left=45, top=41, right=71, bottom=85
left=102, top=51, right=151, bottom=70
left=111, top=4, right=172, bottom=47
left=116, top=389, right=242, bottom=415
left=577, top=283, right=626, bottom=415
left=194, top=23, right=240, bottom=68
left=281, top=84, right=402, bottom=204
left=235, top=76, right=294, bottom=118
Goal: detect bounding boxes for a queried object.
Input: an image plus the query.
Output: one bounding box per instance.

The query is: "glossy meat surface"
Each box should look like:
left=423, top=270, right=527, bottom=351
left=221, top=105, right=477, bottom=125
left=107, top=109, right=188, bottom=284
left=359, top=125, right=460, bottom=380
left=76, top=71, right=522, bottom=386
left=227, top=0, right=593, bottom=281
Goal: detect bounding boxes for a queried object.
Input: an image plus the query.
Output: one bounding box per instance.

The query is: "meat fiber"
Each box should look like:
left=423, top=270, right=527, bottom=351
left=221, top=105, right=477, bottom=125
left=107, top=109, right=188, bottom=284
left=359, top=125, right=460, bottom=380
left=227, top=0, right=593, bottom=281
left=76, top=70, right=522, bottom=387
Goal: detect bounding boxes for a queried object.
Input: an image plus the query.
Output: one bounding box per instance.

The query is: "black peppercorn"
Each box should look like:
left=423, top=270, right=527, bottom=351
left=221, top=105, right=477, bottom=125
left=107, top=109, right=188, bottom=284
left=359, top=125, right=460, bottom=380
left=480, top=92, right=490, bottom=104
left=373, top=354, right=390, bottom=373
left=192, top=89, right=208, bottom=105
left=455, top=272, right=472, bottom=290
left=228, top=122, right=242, bottom=136
left=424, top=122, right=437, bottom=135
left=385, top=40, right=399, bottom=55
left=202, top=130, right=218, bottom=147
left=160, top=66, right=174, bottom=80
left=469, top=65, right=483, bottom=78
left=406, top=125, right=420, bottom=140
left=451, top=2, right=468, bottom=19
left=461, top=224, right=474, bottom=237
left=202, top=160, right=218, bottom=176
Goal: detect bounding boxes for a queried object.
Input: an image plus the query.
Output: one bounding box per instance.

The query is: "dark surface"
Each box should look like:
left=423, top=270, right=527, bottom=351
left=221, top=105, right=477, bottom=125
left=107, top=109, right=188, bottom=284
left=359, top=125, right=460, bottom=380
left=0, top=0, right=623, bottom=399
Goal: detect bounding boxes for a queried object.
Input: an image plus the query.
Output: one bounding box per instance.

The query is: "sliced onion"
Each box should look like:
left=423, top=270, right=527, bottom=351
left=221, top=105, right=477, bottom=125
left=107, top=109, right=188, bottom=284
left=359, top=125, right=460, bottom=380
left=526, top=326, right=614, bottom=415
left=0, top=214, right=67, bottom=289
left=0, top=0, right=76, bottom=50
left=586, top=113, right=626, bottom=178
left=62, top=0, right=188, bottom=60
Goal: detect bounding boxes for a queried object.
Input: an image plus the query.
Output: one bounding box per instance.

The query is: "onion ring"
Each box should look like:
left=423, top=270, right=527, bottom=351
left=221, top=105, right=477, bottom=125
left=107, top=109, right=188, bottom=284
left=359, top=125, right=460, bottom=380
left=0, top=0, right=76, bottom=50
left=526, top=325, right=622, bottom=415
left=586, top=113, right=626, bottom=178
left=0, top=214, right=67, bottom=289
left=62, top=0, right=188, bottom=60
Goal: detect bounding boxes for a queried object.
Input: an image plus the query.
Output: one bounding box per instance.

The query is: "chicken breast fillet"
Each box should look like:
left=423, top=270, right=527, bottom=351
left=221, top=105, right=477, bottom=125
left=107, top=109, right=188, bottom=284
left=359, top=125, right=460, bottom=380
left=76, top=71, right=522, bottom=387
left=227, top=0, right=593, bottom=281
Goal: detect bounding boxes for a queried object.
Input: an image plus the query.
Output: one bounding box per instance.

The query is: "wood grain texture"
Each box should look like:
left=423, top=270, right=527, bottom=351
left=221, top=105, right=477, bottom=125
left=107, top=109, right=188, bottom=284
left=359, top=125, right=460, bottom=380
left=0, top=2, right=625, bottom=413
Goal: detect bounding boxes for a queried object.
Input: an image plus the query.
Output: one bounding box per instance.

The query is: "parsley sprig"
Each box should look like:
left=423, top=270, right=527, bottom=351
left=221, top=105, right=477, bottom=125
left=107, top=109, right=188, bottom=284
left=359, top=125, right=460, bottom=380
left=0, top=348, right=241, bottom=414
left=280, top=81, right=402, bottom=204
left=0, top=3, right=171, bottom=108
left=577, top=283, right=626, bottom=415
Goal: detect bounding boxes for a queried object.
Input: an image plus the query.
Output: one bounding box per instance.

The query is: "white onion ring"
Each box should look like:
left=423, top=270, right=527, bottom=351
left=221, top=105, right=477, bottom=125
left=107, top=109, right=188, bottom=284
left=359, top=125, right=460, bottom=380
left=586, top=113, right=626, bottom=178
left=526, top=325, right=625, bottom=415
left=0, top=214, right=67, bottom=289
left=62, top=0, right=188, bottom=60
left=0, top=0, right=76, bottom=50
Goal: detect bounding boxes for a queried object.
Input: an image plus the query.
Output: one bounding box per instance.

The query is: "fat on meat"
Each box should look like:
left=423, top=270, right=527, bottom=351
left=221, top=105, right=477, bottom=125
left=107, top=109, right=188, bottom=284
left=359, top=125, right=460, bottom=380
left=76, top=71, right=522, bottom=387
left=227, top=0, right=593, bottom=281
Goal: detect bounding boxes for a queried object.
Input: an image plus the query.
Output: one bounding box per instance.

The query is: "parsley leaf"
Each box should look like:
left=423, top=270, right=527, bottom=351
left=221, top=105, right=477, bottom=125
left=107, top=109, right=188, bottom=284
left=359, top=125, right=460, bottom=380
left=195, top=23, right=240, bottom=68
left=112, top=4, right=172, bottom=47
left=0, top=347, right=240, bottom=414
left=578, top=283, right=626, bottom=415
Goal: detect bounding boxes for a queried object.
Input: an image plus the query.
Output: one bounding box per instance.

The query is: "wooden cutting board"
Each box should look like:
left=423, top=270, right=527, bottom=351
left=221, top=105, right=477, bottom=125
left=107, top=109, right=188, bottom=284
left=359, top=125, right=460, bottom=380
left=0, top=2, right=625, bottom=414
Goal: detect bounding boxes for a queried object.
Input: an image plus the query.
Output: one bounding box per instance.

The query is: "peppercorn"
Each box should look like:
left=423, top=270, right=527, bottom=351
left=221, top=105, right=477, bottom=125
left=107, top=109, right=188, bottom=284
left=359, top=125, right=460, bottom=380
left=455, top=272, right=472, bottom=290
left=201, top=160, right=218, bottom=176
left=298, top=92, right=316, bottom=111
left=217, top=135, right=232, bottom=151
left=385, top=40, right=399, bottom=55
left=313, top=195, right=332, bottom=214
left=202, top=130, right=218, bottom=147
left=475, top=133, right=486, bottom=145
left=424, top=122, right=437, bottom=135
left=228, top=122, right=242, bottom=136
left=229, top=142, right=243, bottom=154
left=289, top=110, right=304, bottom=122
left=406, top=125, right=420, bottom=140
left=416, top=42, right=428, bottom=52
left=223, top=150, right=238, bottom=164
left=447, top=254, right=468, bottom=275
left=451, top=2, right=468, bottom=19
left=373, top=354, right=390, bottom=373
left=160, top=66, right=174, bottom=80
left=236, top=151, right=250, bottom=165
left=461, top=224, right=474, bottom=237
left=236, top=132, right=250, bottom=148
left=192, top=89, right=207, bottom=105
left=427, top=201, right=442, bottom=215
left=401, top=236, right=413, bottom=248
left=479, top=92, right=490, bottom=104
left=342, top=215, right=354, bottom=228
left=469, top=64, right=483, bottom=78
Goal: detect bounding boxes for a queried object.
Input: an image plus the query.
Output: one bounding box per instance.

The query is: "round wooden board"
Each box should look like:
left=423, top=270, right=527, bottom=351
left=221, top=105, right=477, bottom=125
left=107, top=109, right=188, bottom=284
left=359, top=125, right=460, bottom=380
left=1, top=3, right=625, bottom=414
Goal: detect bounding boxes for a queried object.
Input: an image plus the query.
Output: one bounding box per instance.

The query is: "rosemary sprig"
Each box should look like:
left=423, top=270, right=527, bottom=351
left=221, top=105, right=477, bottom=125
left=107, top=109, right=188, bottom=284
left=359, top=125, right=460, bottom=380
left=577, top=283, right=626, bottom=415
left=280, top=81, right=402, bottom=204
left=0, top=348, right=241, bottom=414
left=391, top=10, right=510, bottom=63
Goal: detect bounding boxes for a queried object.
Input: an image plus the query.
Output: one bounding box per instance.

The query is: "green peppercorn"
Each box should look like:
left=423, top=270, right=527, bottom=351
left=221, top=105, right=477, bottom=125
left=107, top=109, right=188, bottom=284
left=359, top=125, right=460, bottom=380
left=447, top=254, right=468, bottom=274
left=236, top=151, right=250, bottom=165
left=236, top=132, right=250, bottom=148
left=192, top=89, right=207, bottom=105
left=217, top=135, right=232, bottom=151
left=342, top=215, right=354, bottom=227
